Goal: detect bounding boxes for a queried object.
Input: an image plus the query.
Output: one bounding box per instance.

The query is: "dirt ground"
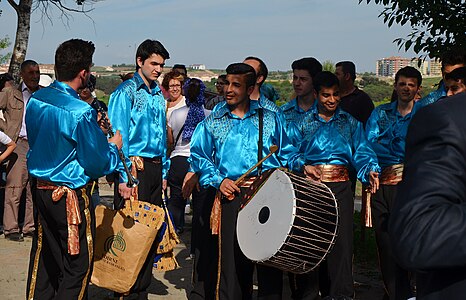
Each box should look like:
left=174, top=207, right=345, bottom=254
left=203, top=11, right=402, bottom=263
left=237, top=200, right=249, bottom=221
left=0, top=190, right=385, bottom=299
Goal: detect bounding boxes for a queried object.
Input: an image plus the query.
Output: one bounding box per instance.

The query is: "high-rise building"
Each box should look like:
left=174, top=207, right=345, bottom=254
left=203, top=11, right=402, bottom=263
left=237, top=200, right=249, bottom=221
left=376, top=57, right=443, bottom=77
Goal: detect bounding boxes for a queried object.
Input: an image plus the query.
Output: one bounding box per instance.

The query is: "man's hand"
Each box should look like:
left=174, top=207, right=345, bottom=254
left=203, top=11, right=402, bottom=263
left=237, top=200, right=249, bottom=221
left=97, top=112, right=110, bottom=135
left=109, top=130, right=123, bottom=150
left=304, top=165, right=322, bottom=182
left=369, top=171, right=379, bottom=194
left=182, top=172, right=200, bottom=199
left=119, top=182, right=133, bottom=199
left=219, top=178, right=240, bottom=200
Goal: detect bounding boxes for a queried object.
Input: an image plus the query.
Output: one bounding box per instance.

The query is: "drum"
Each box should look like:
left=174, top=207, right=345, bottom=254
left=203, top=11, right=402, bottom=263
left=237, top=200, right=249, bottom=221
left=236, top=168, right=339, bottom=274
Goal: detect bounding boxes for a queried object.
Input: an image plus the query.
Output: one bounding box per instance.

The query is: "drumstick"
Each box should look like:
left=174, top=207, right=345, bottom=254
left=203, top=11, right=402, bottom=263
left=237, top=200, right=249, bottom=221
left=235, top=145, right=278, bottom=185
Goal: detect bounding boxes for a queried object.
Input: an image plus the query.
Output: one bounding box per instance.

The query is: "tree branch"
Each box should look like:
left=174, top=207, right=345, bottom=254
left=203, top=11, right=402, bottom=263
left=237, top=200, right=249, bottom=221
left=6, top=0, right=19, bottom=12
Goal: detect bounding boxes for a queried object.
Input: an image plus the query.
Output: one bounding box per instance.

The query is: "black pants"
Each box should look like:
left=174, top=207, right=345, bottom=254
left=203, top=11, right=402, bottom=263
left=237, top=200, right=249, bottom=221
left=218, top=190, right=255, bottom=300
left=114, top=159, right=163, bottom=298
left=190, top=187, right=218, bottom=300
left=319, top=181, right=354, bottom=299
left=257, top=264, right=284, bottom=300
left=26, top=184, right=95, bottom=300
left=372, top=184, right=413, bottom=300
left=167, top=156, right=189, bottom=232
left=288, top=269, right=320, bottom=300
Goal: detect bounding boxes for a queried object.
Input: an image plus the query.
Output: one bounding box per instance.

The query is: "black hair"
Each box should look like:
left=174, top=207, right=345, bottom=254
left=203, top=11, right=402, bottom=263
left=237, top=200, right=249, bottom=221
left=218, top=74, right=227, bottom=81
left=445, top=66, right=466, bottom=82
left=226, top=63, right=257, bottom=88
left=20, top=60, right=38, bottom=71
left=172, top=64, right=187, bottom=73
left=441, top=48, right=466, bottom=71
left=313, top=71, right=340, bottom=93
left=395, top=66, right=422, bottom=86
left=135, top=39, right=170, bottom=71
left=291, top=57, right=323, bottom=80
left=184, top=78, right=202, bottom=103
left=336, top=61, right=356, bottom=82
left=244, top=56, right=268, bottom=85
left=55, top=39, right=95, bottom=82
left=0, top=73, right=14, bottom=90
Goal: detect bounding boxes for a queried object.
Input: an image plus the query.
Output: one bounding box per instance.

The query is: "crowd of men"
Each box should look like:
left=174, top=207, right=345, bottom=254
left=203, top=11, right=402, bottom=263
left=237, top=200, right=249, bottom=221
left=0, top=38, right=465, bottom=300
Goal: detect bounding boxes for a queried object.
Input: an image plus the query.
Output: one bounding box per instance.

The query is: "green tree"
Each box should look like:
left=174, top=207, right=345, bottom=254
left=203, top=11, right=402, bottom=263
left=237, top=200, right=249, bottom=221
left=4, top=0, right=98, bottom=82
left=360, top=0, right=466, bottom=59
left=322, top=60, right=335, bottom=73
left=0, top=36, right=11, bottom=64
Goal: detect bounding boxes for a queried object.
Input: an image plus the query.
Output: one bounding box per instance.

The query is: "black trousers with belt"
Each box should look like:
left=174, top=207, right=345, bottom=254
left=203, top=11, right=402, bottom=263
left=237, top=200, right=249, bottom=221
left=217, top=189, right=255, bottom=300
left=319, top=181, right=354, bottom=299
left=372, top=184, right=413, bottom=300
left=26, top=181, right=95, bottom=300
left=114, top=158, right=163, bottom=299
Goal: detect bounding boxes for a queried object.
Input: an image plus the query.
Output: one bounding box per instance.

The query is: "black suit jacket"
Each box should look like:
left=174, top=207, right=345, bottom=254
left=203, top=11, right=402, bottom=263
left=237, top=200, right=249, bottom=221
left=389, top=92, right=466, bottom=299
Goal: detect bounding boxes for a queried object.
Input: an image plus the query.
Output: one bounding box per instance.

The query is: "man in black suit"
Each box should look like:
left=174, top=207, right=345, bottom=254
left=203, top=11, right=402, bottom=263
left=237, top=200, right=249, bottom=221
left=389, top=91, right=466, bottom=299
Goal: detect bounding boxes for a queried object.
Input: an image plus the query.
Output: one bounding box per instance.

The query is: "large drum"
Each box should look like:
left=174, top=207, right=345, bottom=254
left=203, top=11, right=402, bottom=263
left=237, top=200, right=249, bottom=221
left=236, top=168, right=339, bottom=274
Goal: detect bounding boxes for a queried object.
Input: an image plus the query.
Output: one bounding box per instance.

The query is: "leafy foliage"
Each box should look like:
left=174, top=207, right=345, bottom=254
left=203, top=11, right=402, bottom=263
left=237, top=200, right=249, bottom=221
left=360, top=0, right=466, bottom=59
left=322, top=60, right=336, bottom=73
left=0, top=36, right=11, bottom=64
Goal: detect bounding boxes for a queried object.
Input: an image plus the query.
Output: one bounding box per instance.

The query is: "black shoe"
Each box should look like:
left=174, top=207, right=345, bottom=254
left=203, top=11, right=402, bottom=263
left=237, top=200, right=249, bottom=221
left=23, top=231, right=35, bottom=238
left=5, top=232, right=24, bottom=242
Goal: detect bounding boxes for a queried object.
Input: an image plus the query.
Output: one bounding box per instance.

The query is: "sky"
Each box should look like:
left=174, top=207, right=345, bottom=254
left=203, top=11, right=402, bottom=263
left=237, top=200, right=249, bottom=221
left=0, top=0, right=421, bottom=72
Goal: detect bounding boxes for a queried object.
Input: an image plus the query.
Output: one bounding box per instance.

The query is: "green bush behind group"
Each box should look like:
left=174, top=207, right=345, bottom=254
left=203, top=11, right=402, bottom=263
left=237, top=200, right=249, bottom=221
left=94, top=65, right=441, bottom=109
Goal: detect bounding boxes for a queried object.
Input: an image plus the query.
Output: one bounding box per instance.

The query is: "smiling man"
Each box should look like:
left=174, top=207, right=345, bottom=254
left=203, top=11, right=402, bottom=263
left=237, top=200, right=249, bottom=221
left=189, top=63, right=308, bottom=299
left=107, top=39, right=170, bottom=300
left=365, top=66, right=423, bottom=300
left=300, top=71, right=380, bottom=300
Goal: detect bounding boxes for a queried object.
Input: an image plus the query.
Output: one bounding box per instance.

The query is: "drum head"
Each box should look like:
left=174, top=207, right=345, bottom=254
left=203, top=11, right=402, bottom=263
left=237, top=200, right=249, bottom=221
left=237, top=169, right=295, bottom=262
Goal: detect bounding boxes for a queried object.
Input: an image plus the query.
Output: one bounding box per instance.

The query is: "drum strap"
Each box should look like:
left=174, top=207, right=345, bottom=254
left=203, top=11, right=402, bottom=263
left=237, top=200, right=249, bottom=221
left=258, top=108, right=264, bottom=175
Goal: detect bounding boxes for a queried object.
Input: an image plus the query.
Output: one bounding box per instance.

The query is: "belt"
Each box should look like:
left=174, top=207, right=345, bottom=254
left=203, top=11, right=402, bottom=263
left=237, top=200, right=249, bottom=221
left=36, top=179, right=85, bottom=255
left=314, top=164, right=350, bottom=182
left=380, top=164, right=404, bottom=185
left=143, top=156, right=162, bottom=164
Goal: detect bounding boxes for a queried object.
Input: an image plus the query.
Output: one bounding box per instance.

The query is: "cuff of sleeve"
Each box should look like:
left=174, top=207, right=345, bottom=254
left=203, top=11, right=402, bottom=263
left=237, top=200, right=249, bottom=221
left=210, top=173, right=226, bottom=190
left=290, top=156, right=306, bottom=172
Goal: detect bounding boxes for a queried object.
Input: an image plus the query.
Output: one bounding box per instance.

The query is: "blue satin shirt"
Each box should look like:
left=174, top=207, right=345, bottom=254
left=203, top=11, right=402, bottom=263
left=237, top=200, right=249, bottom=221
left=299, top=103, right=380, bottom=184
left=413, top=82, right=446, bottom=114
left=189, top=100, right=304, bottom=189
left=365, top=101, right=414, bottom=168
left=108, top=72, right=169, bottom=180
left=26, top=81, right=121, bottom=189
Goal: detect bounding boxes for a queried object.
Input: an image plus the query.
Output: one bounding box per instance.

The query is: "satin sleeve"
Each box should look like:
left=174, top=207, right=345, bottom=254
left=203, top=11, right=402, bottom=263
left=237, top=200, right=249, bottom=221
left=74, top=109, right=121, bottom=179
left=273, top=113, right=304, bottom=172
left=351, top=121, right=380, bottom=184
left=189, top=121, right=225, bottom=189
left=108, top=89, right=132, bottom=182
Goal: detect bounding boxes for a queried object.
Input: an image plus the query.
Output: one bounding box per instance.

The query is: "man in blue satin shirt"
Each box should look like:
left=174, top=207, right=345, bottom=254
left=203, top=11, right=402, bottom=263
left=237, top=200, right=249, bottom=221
left=281, top=57, right=322, bottom=134
left=415, top=49, right=465, bottom=112
left=301, top=71, right=380, bottom=300
left=107, top=39, right=170, bottom=299
left=25, top=39, right=123, bottom=300
left=190, top=63, right=311, bottom=300
left=365, top=66, right=422, bottom=300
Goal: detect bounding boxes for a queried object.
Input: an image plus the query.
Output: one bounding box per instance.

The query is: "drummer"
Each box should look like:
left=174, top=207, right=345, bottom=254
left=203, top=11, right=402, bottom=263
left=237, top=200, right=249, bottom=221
left=300, top=71, right=380, bottom=300
left=189, top=63, right=312, bottom=299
